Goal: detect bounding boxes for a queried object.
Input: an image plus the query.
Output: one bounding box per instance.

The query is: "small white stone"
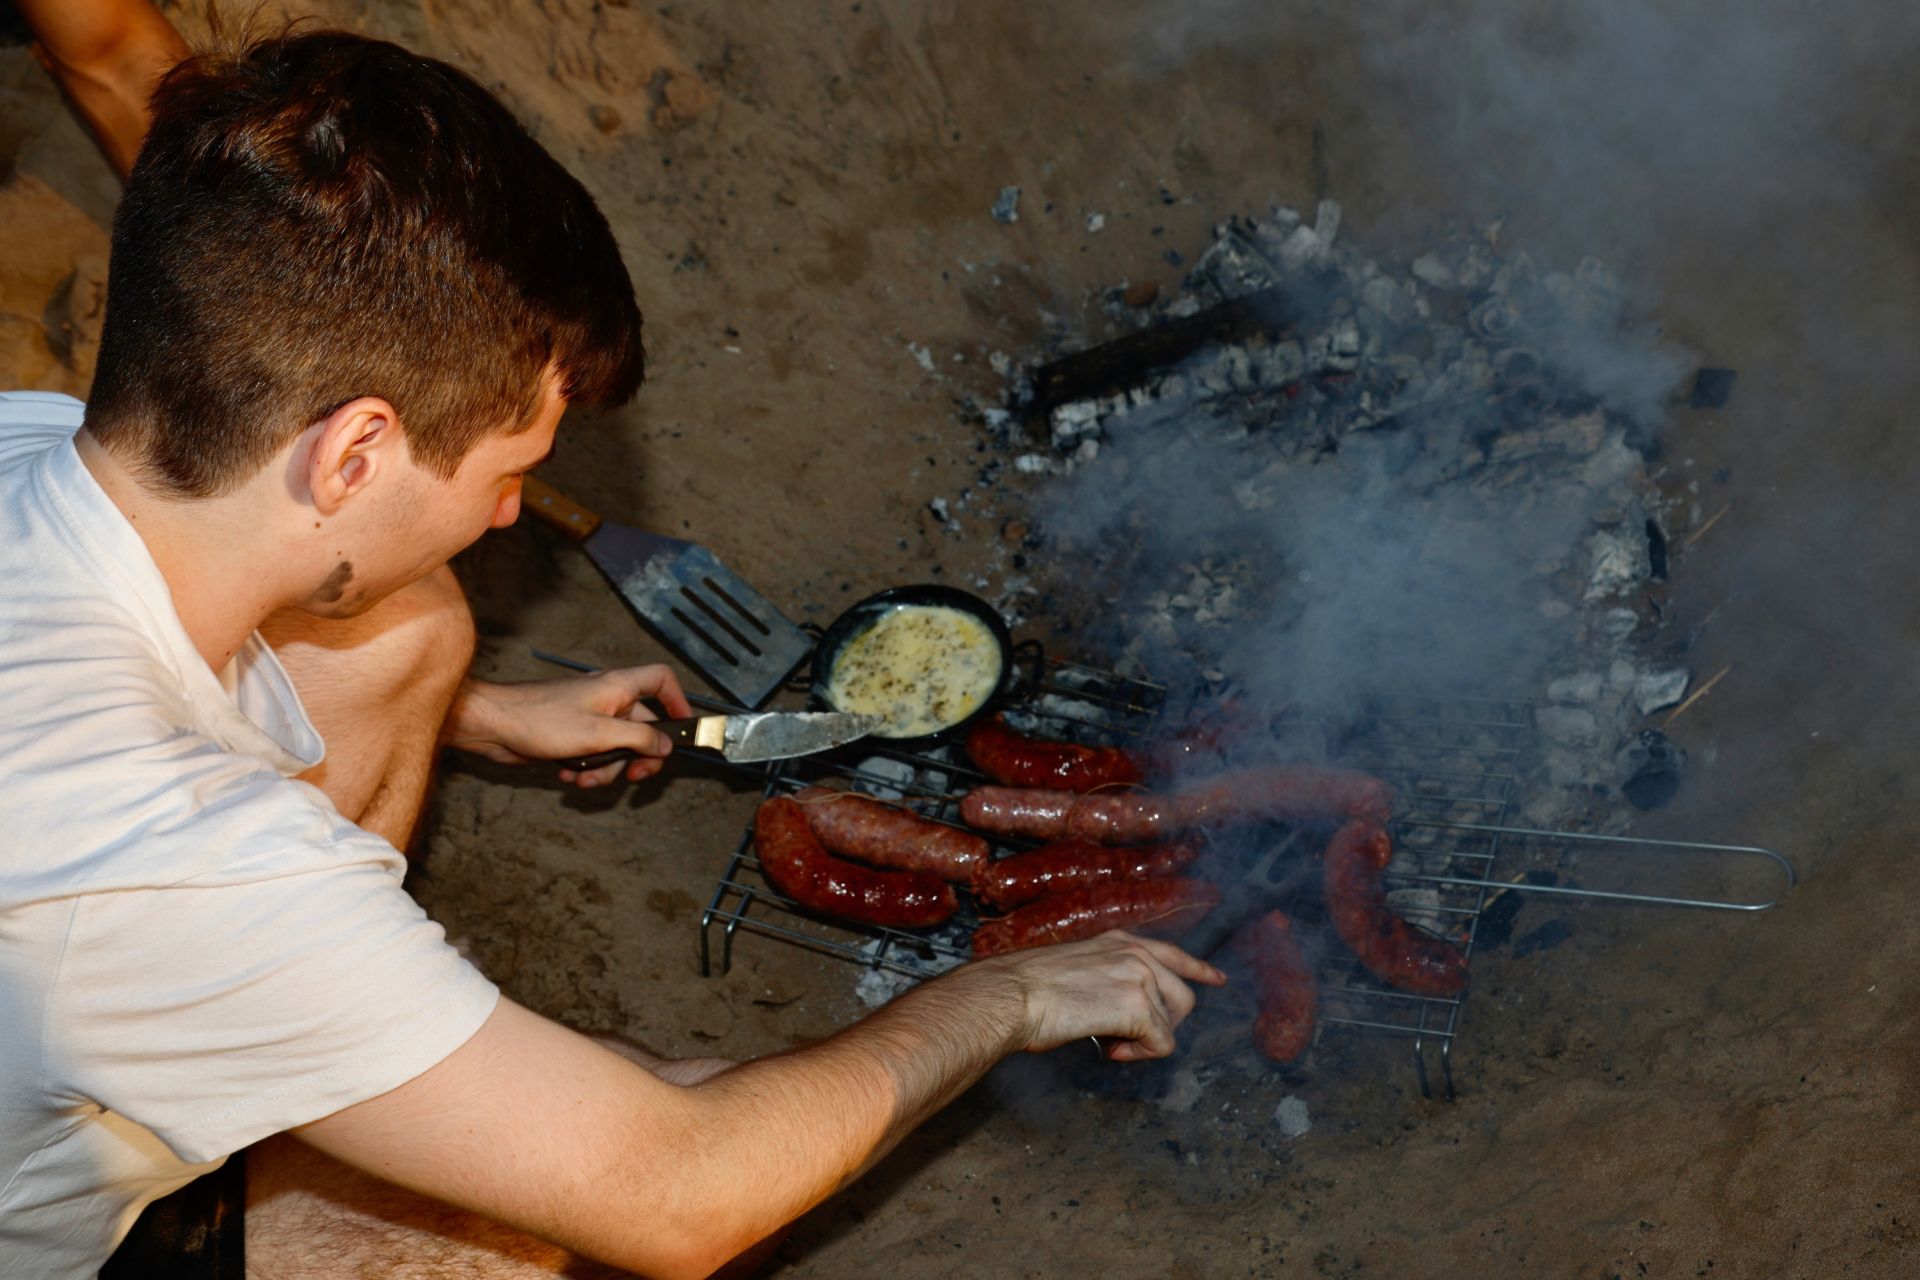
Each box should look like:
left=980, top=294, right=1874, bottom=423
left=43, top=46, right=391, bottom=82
left=907, top=342, right=936, bottom=372
left=1085, top=212, right=1106, bottom=233
left=1411, top=253, right=1455, bottom=289
left=1546, top=672, right=1604, bottom=704
left=1014, top=453, right=1054, bottom=475
left=1273, top=1096, right=1312, bottom=1139
left=1635, top=667, right=1691, bottom=715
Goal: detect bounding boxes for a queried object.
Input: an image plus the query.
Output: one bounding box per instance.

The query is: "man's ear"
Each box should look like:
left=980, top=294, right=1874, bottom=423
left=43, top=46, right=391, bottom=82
left=306, top=397, right=404, bottom=517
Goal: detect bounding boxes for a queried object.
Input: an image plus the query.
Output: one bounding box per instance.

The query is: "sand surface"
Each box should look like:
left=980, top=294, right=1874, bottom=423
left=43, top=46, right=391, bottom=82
left=6, top=1, right=1918, bottom=1275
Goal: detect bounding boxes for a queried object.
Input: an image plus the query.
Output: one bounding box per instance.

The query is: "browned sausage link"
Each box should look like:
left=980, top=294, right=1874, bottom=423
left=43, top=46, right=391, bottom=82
left=961, top=766, right=1393, bottom=844
left=1233, top=910, right=1317, bottom=1063
left=971, top=878, right=1223, bottom=957
left=960, top=787, right=1171, bottom=843
left=963, top=714, right=1146, bottom=792
left=793, top=786, right=989, bottom=883
left=1322, top=818, right=1466, bottom=997
left=970, top=838, right=1202, bottom=911
left=754, top=796, right=957, bottom=928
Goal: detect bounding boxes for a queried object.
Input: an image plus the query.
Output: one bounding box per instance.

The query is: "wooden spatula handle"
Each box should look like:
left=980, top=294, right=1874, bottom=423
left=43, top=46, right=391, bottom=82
left=520, top=475, right=603, bottom=541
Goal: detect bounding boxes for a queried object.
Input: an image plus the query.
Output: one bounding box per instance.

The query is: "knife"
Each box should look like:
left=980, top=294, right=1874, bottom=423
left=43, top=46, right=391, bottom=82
left=563, top=711, right=884, bottom=770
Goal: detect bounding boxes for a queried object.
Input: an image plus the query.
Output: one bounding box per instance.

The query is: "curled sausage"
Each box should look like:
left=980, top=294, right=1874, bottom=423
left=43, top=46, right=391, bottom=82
left=1322, top=818, right=1467, bottom=997
left=963, top=714, right=1145, bottom=792
left=971, top=878, right=1222, bottom=957
left=754, top=796, right=957, bottom=928
left=1233, top=911, right=1317, bottom=1063
left=970, top=838, right=1202, bottom=911
left=961, top=766, right=1392, bottom=844
left=792, top=786, right=989, bottom=883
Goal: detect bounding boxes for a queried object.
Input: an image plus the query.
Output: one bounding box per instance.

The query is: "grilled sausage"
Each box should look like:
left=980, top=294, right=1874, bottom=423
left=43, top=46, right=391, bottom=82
left=793, top=786, right=989, bottom=883
left=754, top=796, right=957, bottom=928
left=1322, top=818, right=1466, bottom=997
left=961, top=766, right=1392, bottom=844
left=963, top=714, right=1146, bottom=792
left=971, top=878, right=1222, bottom=956
left=1233, top=910, right=1317, bottom=1063
left=970, top=838, right=1202, bottom=911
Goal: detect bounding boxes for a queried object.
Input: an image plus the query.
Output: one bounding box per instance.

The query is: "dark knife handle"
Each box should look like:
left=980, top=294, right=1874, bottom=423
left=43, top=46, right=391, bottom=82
left=562, top=719, right=703, bottom=771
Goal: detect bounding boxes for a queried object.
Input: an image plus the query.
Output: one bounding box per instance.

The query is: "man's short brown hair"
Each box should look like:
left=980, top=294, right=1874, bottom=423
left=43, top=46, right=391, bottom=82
left=85, top=28, right=643, bottom=497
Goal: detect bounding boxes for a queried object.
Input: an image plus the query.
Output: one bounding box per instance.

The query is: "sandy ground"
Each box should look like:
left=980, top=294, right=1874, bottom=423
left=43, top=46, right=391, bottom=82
left=7, top=1, right=1920, bottom=1275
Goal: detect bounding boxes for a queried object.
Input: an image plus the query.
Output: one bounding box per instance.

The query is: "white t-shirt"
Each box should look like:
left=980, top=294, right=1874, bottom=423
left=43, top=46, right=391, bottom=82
left=0, top=392, right=501, bottom=1278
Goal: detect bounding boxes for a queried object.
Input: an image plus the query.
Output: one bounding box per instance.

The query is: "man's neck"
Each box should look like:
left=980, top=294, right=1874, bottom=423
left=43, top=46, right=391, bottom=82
left=76, top=429, right=294, bottom=672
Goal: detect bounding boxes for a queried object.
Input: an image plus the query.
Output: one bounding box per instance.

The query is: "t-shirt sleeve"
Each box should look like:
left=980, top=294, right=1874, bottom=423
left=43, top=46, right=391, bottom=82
left=53, top=846, right=499, bottom=1166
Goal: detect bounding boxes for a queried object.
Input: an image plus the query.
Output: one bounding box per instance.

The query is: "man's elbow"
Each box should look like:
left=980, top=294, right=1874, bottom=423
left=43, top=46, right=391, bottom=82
left=609, top=1226, right=777, bottom=1280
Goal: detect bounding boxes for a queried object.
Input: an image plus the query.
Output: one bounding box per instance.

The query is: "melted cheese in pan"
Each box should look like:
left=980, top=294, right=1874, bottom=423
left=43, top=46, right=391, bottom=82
left=825, top=604, right=1001, bottom=737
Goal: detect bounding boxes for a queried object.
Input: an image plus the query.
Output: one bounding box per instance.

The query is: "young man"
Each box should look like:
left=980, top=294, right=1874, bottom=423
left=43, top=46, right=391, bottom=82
left=0, top=21, right=1223, bottom=1280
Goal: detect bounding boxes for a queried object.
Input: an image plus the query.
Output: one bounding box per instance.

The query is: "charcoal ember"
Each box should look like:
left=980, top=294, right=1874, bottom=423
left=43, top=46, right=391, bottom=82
left=1644, top=516, right=1670, bottom=581
left=1592, top=606, right=1640, bottom=642
left=1049, top=399, right=1101, bottom=450
left=1619, top=729, right=1685, bottom=810
left=1186, top=223, right=1279, bottom=300
left=1584, top=528, right=1648, bottom=601
left=1469, top=295, right=1521, bottom=340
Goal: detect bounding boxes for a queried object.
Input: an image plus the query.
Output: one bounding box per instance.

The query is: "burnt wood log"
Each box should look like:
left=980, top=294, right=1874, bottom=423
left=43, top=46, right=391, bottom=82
left=1026, top=286, right=1300, bottom=418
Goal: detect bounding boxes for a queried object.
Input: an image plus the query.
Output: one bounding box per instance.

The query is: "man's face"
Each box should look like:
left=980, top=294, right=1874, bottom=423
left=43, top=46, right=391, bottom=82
left=314, top=378, right=566, bottom=616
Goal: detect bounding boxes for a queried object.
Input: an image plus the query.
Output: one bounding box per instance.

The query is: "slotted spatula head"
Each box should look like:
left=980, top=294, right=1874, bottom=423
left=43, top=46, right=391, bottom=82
left=521, top=477, right=812, bottom=708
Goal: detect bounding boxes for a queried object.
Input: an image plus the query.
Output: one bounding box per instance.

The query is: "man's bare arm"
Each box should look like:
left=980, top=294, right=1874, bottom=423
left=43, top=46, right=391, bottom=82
left=296, top=932, right=1223, bottom=1280
left=17, top=0, right=190, bottom=177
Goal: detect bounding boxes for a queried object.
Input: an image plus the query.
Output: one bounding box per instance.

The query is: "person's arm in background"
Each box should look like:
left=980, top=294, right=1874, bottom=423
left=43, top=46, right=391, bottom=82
left=17, top=0, right=190, bottom=178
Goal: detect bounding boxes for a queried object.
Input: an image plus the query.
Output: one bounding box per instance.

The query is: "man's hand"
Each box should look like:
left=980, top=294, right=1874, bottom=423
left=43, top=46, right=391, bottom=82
left=442, top=665, right=694, bottom=786
left=967, top=930, right=1227, bottom=1062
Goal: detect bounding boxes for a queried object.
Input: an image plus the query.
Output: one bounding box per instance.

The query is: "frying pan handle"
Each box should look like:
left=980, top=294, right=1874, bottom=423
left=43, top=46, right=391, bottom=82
left=1005, top=638, right=1047, bottom=706
left=521, top=476, right=603, bottom=541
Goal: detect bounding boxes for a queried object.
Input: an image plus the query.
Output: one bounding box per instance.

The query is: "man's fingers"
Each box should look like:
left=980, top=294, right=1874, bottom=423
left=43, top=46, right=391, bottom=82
left=574, top=760, right=627, bottom=788
left=600, top=664, right=693, bottom=719
left=1114, top=979, right=1178, bottom=1060
left=1110, top=931, right=1228, bottom=987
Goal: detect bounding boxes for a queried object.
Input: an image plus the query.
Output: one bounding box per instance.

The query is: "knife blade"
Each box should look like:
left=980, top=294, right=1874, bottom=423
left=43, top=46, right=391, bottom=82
left=564, top=711, right=884, bottom=770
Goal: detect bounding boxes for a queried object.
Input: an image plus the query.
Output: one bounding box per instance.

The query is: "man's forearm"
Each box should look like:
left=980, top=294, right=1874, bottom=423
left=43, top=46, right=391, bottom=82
left=671, top=961, right=1028, bottom=1240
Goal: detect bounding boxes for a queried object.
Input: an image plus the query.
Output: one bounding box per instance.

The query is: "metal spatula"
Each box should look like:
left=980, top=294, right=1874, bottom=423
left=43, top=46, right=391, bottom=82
left=520, top=476, right=812, bottom=708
